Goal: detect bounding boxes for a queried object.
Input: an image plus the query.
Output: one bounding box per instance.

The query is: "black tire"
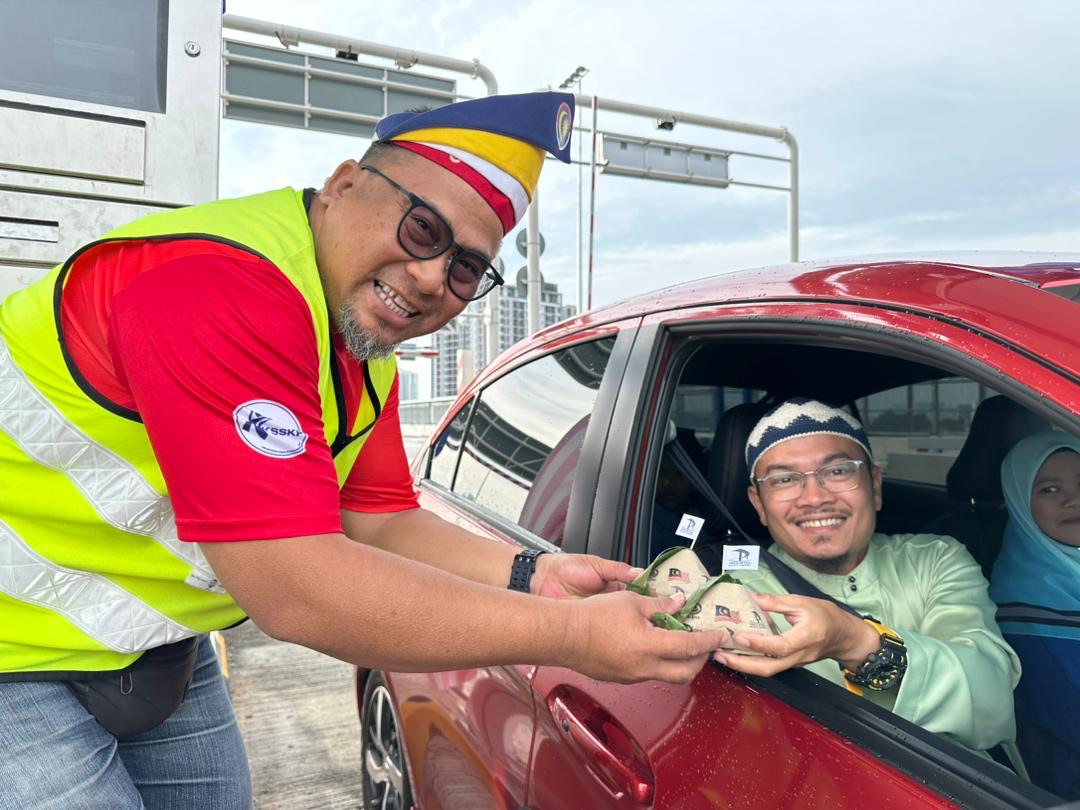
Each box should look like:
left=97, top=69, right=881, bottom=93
left=360, top=672, right=414, bottom=810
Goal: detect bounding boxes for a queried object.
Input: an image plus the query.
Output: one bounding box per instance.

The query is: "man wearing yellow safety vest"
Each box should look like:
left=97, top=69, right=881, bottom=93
left=0, top=92, right=726, bottom=807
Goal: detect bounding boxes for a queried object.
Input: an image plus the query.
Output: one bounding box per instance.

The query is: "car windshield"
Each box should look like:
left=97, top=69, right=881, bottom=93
left=1046, top=282, right=1080, bottom=303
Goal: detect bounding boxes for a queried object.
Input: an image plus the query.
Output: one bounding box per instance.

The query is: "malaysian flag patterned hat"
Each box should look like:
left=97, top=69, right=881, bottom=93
left=374, top=91, right=575, bottom=235
left=745, top=398, right=872, bottom=480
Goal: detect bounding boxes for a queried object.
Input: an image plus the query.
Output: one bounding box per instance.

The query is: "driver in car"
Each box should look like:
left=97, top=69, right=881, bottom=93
left=716, top=398, right=1021, bottom=760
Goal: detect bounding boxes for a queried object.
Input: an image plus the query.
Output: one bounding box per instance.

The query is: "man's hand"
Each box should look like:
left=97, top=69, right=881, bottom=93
left=713, top=592, right=881, bottom=677
left=560, top=591, right=729, bottom=684
left=531, top=552, right=643, bottom=599
left=199, top=532, right=730, bottom=684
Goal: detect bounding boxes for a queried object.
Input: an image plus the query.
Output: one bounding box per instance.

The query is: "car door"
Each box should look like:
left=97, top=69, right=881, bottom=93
left=394, top=326, right=636, bottom=809
left=525, top=298, right=1075, bottom=809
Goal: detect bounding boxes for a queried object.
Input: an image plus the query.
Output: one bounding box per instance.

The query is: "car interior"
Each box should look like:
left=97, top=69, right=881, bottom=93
left=646, top=341, right=1054, bottom=579
left=638, top=337, right=1075, bottom=794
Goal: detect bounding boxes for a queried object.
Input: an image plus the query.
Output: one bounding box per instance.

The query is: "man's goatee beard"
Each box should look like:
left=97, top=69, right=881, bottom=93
left=337, top=304, right=399, bottom=362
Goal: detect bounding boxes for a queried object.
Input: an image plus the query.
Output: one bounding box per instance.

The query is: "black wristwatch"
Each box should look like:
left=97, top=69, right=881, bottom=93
left=842, top=617, right=908, bottom=691
left=507, top=548, right=547, bottom=593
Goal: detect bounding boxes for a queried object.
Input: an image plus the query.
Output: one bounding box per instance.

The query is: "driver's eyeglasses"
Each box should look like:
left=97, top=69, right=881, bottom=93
left=359, top=164, right=504, bottom=302
left=755, top=459, right=867, bottom=501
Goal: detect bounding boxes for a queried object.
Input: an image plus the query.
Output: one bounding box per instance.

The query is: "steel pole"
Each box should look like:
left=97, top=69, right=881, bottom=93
left=586, top=95, right=598, bottom=311
left=576, top=90, right=584, bottom=314
left=484, top=284, right=500, bottom=364
left=782, top=130, right=800, bottom=262
left=527, top=192, right=541, bottom=334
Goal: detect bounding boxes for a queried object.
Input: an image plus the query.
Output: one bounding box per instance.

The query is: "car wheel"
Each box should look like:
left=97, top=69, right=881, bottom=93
left=360, top=671, right=413, bottom=810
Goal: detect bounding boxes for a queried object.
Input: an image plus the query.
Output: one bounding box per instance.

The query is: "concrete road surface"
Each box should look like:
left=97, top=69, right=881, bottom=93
left=223, top=621, right=363, bottom=809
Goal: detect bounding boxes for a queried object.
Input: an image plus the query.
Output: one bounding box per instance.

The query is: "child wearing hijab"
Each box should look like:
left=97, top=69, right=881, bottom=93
left=989, top=431, right=1080, bottom=800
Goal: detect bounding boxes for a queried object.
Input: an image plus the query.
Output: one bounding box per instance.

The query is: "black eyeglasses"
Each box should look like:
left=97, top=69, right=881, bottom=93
left=359, top=164, right=504, bottom=301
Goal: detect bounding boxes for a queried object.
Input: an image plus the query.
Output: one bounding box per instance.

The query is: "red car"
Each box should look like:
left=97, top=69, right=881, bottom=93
left=356, top=255, right=1079, bottom=809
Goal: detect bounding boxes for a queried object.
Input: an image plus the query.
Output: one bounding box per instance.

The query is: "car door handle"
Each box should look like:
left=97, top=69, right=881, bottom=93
left=548, top=692, right=654, bottom=804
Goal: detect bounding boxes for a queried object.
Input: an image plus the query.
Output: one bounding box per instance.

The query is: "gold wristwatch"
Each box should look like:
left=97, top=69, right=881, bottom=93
left=842, top=617, right=908, bottom=692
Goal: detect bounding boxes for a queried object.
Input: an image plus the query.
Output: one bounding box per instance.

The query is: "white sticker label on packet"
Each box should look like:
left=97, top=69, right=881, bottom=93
left=722, top=544, right=760, bottom=571
left=675, top=514, right=705, bottom=541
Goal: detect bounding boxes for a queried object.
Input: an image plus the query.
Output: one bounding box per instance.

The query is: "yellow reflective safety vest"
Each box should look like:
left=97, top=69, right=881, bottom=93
left=0, top=188, right=396, bottom=675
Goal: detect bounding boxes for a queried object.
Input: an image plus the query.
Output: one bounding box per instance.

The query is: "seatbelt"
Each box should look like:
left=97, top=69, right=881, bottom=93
left=665, top=441, right=862, bottom=618
left=995, top=602, right=1080, bottom=629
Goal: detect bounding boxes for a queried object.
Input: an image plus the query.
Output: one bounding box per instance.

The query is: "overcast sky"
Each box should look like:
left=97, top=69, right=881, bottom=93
left=219, top=0, right=1080, bottom=311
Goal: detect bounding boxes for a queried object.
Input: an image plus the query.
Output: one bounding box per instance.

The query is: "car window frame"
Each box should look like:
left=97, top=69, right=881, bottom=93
left=415, top=324, right=639, bottom=551
left=593, top=310, right=1076, bottom=809
left=618, top=317, right=1078, bottom=565
left=421, top=395, right=475, bottom=490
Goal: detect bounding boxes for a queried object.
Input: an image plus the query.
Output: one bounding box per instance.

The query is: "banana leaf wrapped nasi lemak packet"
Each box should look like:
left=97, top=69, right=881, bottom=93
left=629, top=547, right=780, bottom=655
left=627, top=546, right=710, bottom=599
left=675, top=577, right=780, bottom=656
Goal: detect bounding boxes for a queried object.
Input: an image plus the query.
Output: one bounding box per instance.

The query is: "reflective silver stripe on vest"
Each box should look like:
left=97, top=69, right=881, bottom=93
left=0, top=334, right=221, bottom=592
left=0, top=518, right=195, bottom=652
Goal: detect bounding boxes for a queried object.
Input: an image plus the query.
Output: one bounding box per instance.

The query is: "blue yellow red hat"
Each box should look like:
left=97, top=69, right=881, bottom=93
left=374, top=92, right=575, bottom=235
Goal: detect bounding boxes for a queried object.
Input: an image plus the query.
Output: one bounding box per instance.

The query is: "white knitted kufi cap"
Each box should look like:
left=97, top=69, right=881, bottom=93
left=745, top=398, right=872, bottom=480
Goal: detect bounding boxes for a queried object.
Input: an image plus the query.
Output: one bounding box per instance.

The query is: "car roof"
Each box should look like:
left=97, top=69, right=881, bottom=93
left=587, top=252, right=1079, bottom=321
left=467, top=253, right=1079, bottom=402
left=515, top=250, right=1079, bottom=349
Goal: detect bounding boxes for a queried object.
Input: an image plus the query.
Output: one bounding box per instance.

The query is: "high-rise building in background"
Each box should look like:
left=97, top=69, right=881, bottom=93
left=398, top=368, right=420, bottom=402
left=430, top=268, right=575, bottom=397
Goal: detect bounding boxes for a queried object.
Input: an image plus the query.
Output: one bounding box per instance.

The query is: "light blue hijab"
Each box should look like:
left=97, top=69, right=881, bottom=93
left=989, top=431, right=1080, bottom=641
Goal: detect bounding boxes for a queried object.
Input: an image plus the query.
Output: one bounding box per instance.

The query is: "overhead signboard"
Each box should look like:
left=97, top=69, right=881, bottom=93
left=597, top=132, right=730, bottom=187
left=223, top=40, right=457, bottom=137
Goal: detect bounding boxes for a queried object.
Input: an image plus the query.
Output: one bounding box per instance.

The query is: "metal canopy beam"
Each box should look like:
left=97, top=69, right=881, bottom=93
left=222, top=15, right=497, bottom=94
left=222, top=39, right=457, bottom=137
left=577, top=94, right=799, bottom=268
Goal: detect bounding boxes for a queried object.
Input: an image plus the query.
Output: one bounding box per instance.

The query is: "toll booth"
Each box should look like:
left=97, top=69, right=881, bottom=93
left=0, top=0, right=223, bottom=301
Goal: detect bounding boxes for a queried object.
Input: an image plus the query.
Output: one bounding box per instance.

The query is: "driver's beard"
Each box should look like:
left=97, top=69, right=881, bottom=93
left=337, top=303, right=399, bottom=362
left=809, top=552, right=861, bottom=576
left=804, top=541, right=870, bottom=576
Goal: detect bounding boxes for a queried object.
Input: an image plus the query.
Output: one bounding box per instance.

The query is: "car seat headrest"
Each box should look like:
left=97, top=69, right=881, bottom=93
left=706, top=400, right=775, bottom=538
left=946, top=395, right=1050, bottom=502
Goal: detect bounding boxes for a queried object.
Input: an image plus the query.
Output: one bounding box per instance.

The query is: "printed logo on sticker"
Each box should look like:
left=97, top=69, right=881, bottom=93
left=722, top=544, right=760, bottom=571
left=233, top=400, right=308, bottom=458
left=675, top=514, right=704, bottom=541
left=556, top=102, right=573, bottom=151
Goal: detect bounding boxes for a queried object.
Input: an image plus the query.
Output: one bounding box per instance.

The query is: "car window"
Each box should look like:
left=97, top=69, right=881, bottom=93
left=625, top=337, right=1071, bottom=800
left=857, top=378, right=989, bottom=485
left=648, top=385, right=767, bottom=555
left=447, top=337, right=615, bottom=545
left=427, top=398, right=472, bottom=489
left=670, top=385, right=766, bottom=449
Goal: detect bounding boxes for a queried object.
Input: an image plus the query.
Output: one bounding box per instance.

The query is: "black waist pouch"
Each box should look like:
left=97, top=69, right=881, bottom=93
left=65, top=636, right=201, bottom=740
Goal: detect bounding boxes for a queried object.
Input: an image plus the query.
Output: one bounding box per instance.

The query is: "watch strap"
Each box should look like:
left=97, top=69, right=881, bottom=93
left=842, top=617, right=908, bottom=692
left=508, top=548, right=546, bottom=593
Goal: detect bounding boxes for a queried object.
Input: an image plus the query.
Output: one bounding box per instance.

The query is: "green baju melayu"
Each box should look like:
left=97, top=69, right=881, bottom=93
left=738, top=533, right=1021, bottom=755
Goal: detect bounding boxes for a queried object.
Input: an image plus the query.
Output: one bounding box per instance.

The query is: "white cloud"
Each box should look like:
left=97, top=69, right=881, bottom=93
left=219, top=0, right=1080, bottom=310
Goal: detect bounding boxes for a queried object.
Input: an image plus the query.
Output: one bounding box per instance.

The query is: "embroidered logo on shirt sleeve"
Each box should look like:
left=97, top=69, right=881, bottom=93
left=233, top=400, right=308, bottom=458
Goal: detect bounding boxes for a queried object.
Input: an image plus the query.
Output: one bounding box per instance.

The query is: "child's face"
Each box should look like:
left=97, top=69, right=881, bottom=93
left=1030, top=449, right=1080, bottom=547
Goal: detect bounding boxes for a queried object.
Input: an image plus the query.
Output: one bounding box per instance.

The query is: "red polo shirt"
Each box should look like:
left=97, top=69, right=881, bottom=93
left=59, top=238, right=419, bottom=542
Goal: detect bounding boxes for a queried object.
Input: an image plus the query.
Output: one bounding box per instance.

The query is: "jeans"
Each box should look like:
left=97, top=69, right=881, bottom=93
left=0, top=635, right=252, bottom=809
